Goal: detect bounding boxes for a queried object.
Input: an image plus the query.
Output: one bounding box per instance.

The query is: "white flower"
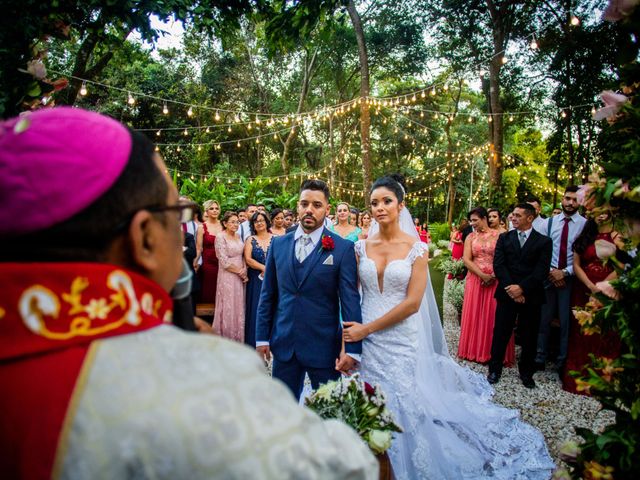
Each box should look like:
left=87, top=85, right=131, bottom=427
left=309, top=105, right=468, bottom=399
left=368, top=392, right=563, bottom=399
left=433, top=249, right=442, bottom=257
left=367, top=430, right=392, bottom=454
left=315, top=381, right=336, bottom=401
left=594, top=239, right=617, bottom=260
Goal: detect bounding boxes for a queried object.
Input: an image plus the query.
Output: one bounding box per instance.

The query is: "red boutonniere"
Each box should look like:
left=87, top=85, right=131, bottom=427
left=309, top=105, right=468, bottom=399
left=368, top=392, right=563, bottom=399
left=321, top=235, right=335, bottom=251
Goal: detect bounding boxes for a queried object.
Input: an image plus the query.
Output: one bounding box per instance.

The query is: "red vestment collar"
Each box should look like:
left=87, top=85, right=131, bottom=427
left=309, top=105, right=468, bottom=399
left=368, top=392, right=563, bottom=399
left=0, top=263, right=172, bottom=361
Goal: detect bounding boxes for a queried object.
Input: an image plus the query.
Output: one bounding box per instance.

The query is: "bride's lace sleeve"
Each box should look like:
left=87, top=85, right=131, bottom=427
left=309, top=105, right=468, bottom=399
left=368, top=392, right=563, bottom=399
left=354, top=239, right=365, bottom=258
left=407, top=242, right=429, bottom=265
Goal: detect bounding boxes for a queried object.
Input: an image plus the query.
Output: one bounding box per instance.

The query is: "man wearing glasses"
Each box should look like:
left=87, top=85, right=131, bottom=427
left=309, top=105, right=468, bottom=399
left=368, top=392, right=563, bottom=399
left=0, top=108, right=377, bottom=479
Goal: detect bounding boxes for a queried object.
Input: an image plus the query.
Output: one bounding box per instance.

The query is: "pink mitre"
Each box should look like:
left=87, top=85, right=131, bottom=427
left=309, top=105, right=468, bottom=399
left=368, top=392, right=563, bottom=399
left=0, top=107, right=132, bottom=236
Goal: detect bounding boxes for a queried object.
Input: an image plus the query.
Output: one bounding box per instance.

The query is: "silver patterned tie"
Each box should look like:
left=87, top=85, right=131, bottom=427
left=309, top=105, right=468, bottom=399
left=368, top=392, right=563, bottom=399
left=519, top=231, right=526, bottom=247
left=296, top=234, right=313, bottom=262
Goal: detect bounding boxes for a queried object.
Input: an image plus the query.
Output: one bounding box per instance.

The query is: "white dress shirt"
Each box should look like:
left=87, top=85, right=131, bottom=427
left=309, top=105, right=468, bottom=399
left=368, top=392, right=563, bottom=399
left=531, top=215, right=548, bottom=235
left=240, top=220, right=252, bottom=242
left=546, top=212, right=587, bottom=275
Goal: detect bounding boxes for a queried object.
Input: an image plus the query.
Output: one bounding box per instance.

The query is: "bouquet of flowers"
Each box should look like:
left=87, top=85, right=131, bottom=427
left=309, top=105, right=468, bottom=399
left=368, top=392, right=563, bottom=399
left=305, top=374, right=402, bottom=454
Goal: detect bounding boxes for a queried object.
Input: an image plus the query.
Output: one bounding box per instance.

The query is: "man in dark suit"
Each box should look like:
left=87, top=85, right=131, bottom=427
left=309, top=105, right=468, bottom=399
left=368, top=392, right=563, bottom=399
left=256, top=179, right=362, bottom=399
left=488, top=203, right=552, bottom=388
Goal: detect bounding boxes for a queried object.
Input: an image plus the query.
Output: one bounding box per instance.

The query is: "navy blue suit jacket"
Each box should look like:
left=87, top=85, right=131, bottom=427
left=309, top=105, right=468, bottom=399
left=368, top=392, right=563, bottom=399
left=256, top=228, right=363, bottom=368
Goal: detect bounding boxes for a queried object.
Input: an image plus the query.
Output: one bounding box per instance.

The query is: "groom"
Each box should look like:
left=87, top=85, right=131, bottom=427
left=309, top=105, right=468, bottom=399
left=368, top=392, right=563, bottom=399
left=256, top=179, right=362, bottom=399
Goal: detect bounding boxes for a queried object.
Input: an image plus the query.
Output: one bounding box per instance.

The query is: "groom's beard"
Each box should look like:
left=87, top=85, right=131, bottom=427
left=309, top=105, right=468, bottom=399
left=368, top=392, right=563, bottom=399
left=301, top=215, right=322, bottom=231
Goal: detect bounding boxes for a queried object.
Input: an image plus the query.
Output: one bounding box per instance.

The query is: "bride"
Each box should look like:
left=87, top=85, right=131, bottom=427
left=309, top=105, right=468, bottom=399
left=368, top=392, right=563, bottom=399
left=343, top=175, right=554, bottom=479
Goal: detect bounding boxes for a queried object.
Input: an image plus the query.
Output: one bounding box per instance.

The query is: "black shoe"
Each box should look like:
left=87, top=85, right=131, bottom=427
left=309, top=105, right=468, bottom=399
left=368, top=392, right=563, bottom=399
left=534, top=361, right=545, bottom=372
left=521, top=376, right=536, bottom=389
left=487, top=372, right=500, bottom=384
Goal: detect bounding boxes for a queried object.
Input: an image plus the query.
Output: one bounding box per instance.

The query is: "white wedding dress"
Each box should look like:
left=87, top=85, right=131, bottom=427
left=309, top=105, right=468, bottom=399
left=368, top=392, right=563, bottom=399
left=355, top=239, right=555, bottom=479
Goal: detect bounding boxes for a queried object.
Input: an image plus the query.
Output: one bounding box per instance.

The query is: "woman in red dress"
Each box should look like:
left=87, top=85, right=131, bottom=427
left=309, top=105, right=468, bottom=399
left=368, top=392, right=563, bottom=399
left=457, top=208, right=515, bottom=365
left=194, top=200, right=222, bottom=303
left=563, top=212, right=623, bottom=394
left=450, top=220, right=466, bottom=260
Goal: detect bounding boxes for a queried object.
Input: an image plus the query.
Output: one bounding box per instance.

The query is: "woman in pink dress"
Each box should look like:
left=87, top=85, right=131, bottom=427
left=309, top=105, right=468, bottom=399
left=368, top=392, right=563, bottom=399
left=213, top=211, right=247, bottom=342
left=458, top=207, right=515, bottom=365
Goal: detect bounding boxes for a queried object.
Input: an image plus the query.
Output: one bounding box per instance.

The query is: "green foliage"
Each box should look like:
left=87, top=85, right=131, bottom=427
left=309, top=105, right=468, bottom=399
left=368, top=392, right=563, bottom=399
left=427, top=222, right=451, bottom=244
left=557, top=6, right=640, bottom=480
left=444, top=279, right=465, bottom=314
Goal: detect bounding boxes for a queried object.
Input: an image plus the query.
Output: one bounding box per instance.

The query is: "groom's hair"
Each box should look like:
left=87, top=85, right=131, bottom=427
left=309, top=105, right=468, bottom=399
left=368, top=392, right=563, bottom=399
left=300, top=179, right=330, bottom=202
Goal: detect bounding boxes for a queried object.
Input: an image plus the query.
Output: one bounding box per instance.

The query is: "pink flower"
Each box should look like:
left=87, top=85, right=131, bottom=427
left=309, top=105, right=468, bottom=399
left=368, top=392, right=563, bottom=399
left=593, top=91, right=628, bottom=121
left=603, top=0, right=639, bottom=21
left=27, top=60, right=46, bottom=80
left=594, top=239, right=617, bottom=260
left=595, top=281, right=621, bottom=300
left=576, top=184, right=596, bottom=210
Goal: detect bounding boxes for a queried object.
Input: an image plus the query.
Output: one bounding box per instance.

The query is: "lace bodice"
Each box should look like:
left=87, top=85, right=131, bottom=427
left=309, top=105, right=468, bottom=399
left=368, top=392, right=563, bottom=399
left=469, top=229, right=499, bottom=275
left=355, top=240, right=427, bottom=333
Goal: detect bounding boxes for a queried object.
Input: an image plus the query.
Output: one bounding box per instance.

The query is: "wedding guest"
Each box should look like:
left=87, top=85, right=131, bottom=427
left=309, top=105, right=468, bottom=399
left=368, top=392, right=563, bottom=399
left=257, top=204, right=267, bottom=214
left=195, top=199, right=222, bottom=304
left=461, top=217, right=474, bottom=242
left=330, top=202, right=361, bottom=242
left=526, top=195, right=548, bottom=234
left=180, top=195, right=199, bottom=236
left=488, top=203, right=552, bottom=388
left=450, top=220, right=467, bottom=260
left=214, top=211, right=247, bottom=343
left=283, top=209, right=294, bottom=229
left=238, top=208, right=248, bottom=224
left=458, top=208, right=515, bottom=366
left=0, top=107, right=377, bottom=479
left=239, top=203, right=257, bottom=242
left=244, top=211, right=273, bottom=348
left=359, top=211, right=372, bottom=239
left=270, top=207, right=287, bottom=236
left=535, top=186, right=587, bottom=374
left=562, top=212, right=623, bottom=394
left=421, top=222, right=431, bottom=243
left=349, top=207, right=360, bottom=227
left=552, top=207, right=562, bottom=216
left=488, top=208, right=507, bottom=233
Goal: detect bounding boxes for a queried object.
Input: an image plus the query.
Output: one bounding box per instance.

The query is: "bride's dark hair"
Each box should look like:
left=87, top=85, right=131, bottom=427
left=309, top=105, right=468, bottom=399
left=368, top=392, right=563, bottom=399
left=370, top=173, right=407, bottom=202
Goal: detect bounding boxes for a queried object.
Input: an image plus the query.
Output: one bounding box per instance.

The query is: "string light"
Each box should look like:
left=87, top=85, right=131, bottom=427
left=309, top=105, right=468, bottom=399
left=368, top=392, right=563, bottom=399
left=530, top=38, right=538, bottom=50
left=187, top=106, right=194, bottom=117
left=163, top=103, right=169, bottom=115
left=570, top=15, right=580, bottom=26
left=127, top=93, right=135, bottom=105
left=501, top=56, right=508, bottom=64
left=79, top=82, right=88, bottom=96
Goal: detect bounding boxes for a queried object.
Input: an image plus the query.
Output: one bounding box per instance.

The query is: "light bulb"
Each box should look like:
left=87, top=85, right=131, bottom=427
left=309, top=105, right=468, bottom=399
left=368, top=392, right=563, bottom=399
left=570, top=16, right=580, bottom=26
left=187, top=107, right=193, bottom=117
left=79, top=82, right=88, bottom=96
left=127, top=93, right=135, bottom=105
left=163, top=103, right=169, bottom=115
left=530, top=39, right=538, bottom=50
left=214, top=111, right=220, bottom=121
left=501, top=56, right=508, bottom=64
left=156, top=130, right=161, bottom=136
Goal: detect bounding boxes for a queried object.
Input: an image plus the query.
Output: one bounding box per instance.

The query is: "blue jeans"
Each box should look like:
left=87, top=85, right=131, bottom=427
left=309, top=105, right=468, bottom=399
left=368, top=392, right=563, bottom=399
left=536, top=276, right=573, bottom=365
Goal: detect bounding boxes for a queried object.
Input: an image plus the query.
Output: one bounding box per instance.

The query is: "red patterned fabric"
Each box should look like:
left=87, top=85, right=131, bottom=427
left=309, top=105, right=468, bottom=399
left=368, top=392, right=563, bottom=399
left=0, top=263, right=170, bottom=479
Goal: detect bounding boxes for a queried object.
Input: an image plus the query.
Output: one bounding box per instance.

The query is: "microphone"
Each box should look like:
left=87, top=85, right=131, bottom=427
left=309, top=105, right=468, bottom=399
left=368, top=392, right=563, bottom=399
left=170, top=258, right=197, bottom=331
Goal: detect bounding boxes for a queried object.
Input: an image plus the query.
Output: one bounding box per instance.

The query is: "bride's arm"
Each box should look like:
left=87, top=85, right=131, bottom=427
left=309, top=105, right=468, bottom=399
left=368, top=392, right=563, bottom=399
left=343, top=254, right=428, bottom=342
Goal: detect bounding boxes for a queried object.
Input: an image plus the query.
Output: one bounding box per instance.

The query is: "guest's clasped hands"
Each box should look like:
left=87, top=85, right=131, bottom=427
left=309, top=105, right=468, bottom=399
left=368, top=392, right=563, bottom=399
left=505, top=284, right=526, bottom=304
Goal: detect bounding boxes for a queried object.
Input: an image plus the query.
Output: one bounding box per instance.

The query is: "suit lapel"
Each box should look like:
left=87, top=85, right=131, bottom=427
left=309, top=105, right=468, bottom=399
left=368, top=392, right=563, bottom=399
left=298, top=228, right=330, bottom=288
left=284, top=234, right=298, bottom=287
left=510, top=229, right=521, bottom=253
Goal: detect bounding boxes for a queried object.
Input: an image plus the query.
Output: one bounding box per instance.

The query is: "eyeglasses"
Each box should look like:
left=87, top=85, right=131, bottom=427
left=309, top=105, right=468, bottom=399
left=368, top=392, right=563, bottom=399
left=113, top=201, right=198, bottom=234
left=148, top=201, right=198, bottom=223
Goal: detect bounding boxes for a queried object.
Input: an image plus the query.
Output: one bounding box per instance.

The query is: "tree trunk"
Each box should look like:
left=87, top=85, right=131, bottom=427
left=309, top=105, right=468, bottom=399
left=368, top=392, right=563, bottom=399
left=485, top=0, right=506, bottom=194
left=280, top=50, right=318, bottom=176
left=346, top=0, right=372, bottom=204
left=445, top=79, right=463, bottom=226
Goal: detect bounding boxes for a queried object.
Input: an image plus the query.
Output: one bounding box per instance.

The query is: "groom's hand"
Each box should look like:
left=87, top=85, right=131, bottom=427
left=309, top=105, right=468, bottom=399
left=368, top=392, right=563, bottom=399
left=335, top=353, right=356, bottom=376
left=256, top=345, right=271, bottom=362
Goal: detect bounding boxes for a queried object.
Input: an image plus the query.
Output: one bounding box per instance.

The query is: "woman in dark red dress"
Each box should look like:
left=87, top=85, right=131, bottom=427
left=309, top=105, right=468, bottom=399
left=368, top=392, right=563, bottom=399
left=194, top=200, right=223, bottom=303
left=563, top=212, right=623, bottom=394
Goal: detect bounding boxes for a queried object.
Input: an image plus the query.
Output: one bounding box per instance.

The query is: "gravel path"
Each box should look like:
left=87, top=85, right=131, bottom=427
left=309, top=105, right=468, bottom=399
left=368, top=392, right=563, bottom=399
left=441, top=298, right=615, bottom=467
